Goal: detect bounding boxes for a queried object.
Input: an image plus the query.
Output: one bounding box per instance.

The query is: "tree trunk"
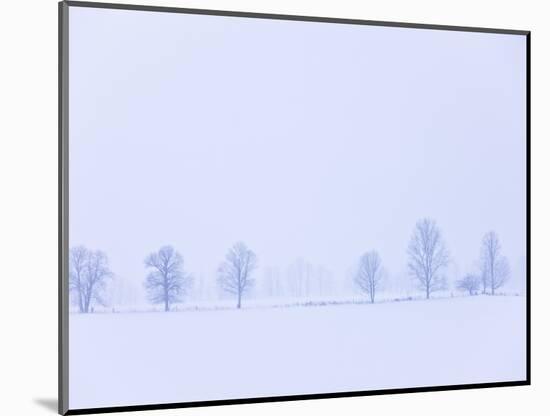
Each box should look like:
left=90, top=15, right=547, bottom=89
left=164, top=272, right=169, bottom=311
left=237, top=290, right=241, bottom=309
left=79, top=295, right=85, bottom=313
left=84, top=293, right=90, bottom=313
left=426, top=286, right=430, bottom=299
left=78, top=287, right=84, bottom=313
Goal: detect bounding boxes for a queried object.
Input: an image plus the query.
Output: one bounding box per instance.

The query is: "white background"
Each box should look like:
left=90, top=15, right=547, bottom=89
left=0, top=0, right=546, bottom=415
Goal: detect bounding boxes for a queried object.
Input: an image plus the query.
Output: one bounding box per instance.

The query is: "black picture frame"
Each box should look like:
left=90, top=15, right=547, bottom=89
left=59, top=1, right=531, bottom=414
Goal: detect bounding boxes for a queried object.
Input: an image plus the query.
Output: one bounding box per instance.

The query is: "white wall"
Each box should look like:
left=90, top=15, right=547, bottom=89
left=0, top=0, right=546, bottom=415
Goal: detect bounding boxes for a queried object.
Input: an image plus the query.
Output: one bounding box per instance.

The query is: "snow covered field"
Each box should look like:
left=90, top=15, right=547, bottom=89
left=69, top=295, right=526, bottom=410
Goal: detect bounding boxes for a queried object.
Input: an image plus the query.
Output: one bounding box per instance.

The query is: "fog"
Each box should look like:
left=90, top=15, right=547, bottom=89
left=69, top=7, right=527, bottom=306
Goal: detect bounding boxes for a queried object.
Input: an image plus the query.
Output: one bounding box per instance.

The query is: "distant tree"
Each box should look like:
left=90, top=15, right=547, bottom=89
left=407, top=218, right=450, bottom=299
left=480, top=231, right=510, bottom=295
left=456, top=273, right=480, bottom=295
left=316, top=265, right=333, bottom=297
left=286, top=257, right=315, bottom=298
left=264, top=266, right=283, bottom=298
left=144, top=245, right=192, bottom=312
left=217, top=242, right=258, bottom=309
left=355, top=250, right=384, bottom=303
left=69, top=246, right=113, bottom=313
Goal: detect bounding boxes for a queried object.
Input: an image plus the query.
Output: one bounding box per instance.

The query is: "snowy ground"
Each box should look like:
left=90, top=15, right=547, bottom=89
left=69, top=295, right=526, bottom=410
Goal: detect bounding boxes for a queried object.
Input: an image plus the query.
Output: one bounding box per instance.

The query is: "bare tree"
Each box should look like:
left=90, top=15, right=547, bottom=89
left=69, top=246, right=113, bottom=313
left=408, top=218, right=450, bottom=299
left=217, top=242, right=258, bottom=308
left=480, top=231, right=510, bottom=295
left=144, top=245, right=192, bottom=311
left=456, top=273, right=480, bottom=296
left=355, top=250, right=384, bottom=303
left=69, top=246, right=88, bottom=313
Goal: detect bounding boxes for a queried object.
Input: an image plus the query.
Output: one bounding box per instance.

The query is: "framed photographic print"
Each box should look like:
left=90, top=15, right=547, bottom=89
left=59, top=1, right=530, bottom=414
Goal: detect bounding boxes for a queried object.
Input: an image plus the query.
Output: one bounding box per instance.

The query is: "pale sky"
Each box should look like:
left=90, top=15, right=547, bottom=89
left=68, top=6, right=527, bottom=297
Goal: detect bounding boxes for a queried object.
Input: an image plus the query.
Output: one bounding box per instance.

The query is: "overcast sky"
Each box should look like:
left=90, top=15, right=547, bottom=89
left=69, top=7, right=527, bottom=296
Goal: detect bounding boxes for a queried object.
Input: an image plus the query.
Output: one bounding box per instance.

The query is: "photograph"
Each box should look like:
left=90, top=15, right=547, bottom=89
left=61, top=2, right=528, bottom=413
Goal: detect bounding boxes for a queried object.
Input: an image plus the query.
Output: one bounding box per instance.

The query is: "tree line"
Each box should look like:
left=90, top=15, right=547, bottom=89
left=69, top=241, right=256, bottom=312
left=356, top=218, right=510, bottom=303
left=69, top=217, right=511, bottom=313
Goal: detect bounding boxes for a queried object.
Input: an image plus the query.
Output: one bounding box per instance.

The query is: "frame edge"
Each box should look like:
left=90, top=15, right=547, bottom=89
left=63, top=0, right=529, bottom=36
left=525, top=30, right=531, bottom=386
left=59, top=1, right=70, bottom=415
